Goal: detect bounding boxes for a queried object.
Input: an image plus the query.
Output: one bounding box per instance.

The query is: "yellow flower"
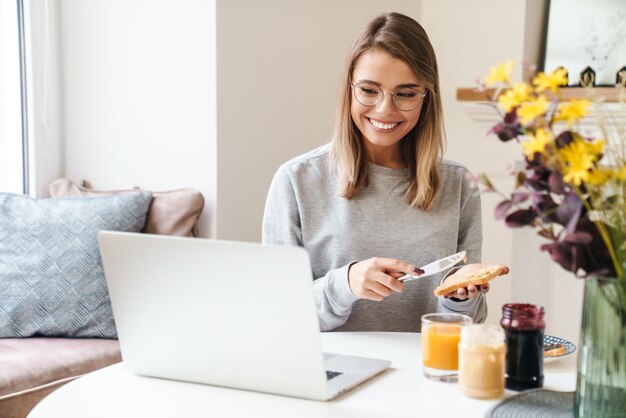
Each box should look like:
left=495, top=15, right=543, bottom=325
left=586, top=167, right=611, bottom=186
left=586, top=139, right=605, bottom=157
left=518, top=96, right=549, bottom=125
left=521, top=128, right=551, bottom=157
left=557, top=139, right=595, bottom=186
left=556, top=99, right=591, bottom=127
left=498, top=82, right=532, bottom=112
left=485, top=60, right=514, bottom=84
left=614, top=166, right=626, bottom=181
left=532, top=68, right=568, bottom=93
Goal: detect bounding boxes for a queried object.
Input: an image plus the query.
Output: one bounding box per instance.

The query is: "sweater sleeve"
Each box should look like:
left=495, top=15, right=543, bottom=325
left=437, top=171, right=487, bottom=323
left=261, top=166, right=358, bottom=331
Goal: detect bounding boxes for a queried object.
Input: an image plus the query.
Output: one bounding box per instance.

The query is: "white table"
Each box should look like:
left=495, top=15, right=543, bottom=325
left=28, top=332, right=577, bottom=418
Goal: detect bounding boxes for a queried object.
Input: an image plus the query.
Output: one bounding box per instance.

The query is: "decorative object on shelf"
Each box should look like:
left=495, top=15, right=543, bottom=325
left=543, top=0, right=626, bottom=87
left=479, top=61, right=625, bottom=417
left=617, top=66, right=626, bottom=88
left=579, top=66, right=596, bottom=87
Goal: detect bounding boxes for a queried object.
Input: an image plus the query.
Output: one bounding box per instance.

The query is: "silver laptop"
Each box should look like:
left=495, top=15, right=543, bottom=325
left=97, top=231, right=390, bottom=401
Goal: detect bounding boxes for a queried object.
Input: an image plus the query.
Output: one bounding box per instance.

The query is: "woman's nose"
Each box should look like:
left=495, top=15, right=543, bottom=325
left=376, top=92, right=396, bottom=112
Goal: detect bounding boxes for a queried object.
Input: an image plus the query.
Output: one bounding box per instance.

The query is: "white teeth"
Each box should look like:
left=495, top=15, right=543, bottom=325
left=369, top=118, right=399, bottom=130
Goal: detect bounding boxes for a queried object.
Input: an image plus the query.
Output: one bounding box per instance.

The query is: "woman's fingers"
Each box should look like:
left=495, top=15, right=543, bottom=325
left=467, top=284, right=478, bottom=297
left=389, top=271, right=406, bottom=279
left=449, top=283, right=489, bottom=300
left=367, top=280, right=393, bottom=298
left=367, top=271, right=403, bottom=295
left=375, top=257, right=421, bottom=276
left=348, top=257, right=415, bottom=301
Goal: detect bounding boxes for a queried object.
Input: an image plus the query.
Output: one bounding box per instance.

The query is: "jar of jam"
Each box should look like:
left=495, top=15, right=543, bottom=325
left=500, top=303, right=544, bottom=391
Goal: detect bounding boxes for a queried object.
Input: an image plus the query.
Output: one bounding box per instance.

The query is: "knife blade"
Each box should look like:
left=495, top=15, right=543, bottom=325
left=398, top=251, right=467, bottom=282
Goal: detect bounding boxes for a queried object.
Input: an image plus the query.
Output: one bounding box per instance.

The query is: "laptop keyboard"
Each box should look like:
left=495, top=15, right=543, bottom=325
left=326, top=370, right=342, bottom=380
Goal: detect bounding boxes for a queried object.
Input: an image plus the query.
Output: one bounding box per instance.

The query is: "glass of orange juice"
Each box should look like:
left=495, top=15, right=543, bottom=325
left=421, top=313, right=472, bottom=382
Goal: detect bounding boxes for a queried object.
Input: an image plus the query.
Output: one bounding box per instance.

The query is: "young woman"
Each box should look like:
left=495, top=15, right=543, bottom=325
left=262, top=12, right=487, bottom=332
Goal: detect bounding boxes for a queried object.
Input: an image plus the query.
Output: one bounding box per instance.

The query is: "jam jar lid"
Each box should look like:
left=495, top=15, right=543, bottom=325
left=500, top=303, right=545, bottom=330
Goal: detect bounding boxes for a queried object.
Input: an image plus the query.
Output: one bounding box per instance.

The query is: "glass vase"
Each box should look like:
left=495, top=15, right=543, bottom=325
left=575, top=276, right=626, bottom=417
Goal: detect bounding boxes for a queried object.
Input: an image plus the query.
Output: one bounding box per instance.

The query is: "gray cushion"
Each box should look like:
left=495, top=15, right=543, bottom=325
left=0, top=192, right=152, bottom=338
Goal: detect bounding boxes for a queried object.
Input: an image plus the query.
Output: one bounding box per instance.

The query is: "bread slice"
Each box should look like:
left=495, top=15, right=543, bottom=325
left=433, top=263, right=509, bottom=296
left=544, top=345, right=567, bottom=357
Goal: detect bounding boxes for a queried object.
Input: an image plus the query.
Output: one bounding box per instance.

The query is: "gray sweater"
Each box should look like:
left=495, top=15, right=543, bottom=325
left=262, top=144, right=485, bottom=332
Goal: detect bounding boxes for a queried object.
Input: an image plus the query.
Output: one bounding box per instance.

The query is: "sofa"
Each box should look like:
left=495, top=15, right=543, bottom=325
left=0, top=180, right=204, bottom=418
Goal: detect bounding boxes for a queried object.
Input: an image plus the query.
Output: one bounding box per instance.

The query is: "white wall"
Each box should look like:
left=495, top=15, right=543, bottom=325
left=56, top=0, right=216, bottom=237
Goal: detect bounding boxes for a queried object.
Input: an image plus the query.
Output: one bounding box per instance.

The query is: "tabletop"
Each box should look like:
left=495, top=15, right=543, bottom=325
left=28, top=332, right=577, bottom=418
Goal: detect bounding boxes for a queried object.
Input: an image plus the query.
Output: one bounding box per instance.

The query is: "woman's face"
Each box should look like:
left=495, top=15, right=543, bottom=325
left=350, top=49, right=425, bottom=155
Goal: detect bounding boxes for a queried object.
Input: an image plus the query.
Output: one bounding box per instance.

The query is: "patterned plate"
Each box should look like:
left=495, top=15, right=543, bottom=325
left=544, top=335, right=576, bottom=363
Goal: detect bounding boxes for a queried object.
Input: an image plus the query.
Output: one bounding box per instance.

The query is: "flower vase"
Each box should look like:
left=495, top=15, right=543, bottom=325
left=575, top=276, right=626, bottom=417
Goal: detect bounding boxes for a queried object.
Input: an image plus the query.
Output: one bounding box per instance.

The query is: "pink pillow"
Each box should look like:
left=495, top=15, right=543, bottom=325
left=49, top=179, right=204, bottom=237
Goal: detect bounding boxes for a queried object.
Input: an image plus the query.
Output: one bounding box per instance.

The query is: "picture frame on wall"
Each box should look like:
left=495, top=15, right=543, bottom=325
left=542, top=0, right=626, bottom=86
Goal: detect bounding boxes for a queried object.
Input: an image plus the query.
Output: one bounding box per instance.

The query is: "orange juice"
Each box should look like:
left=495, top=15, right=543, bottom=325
left=422, top=324, right=461, bottom=370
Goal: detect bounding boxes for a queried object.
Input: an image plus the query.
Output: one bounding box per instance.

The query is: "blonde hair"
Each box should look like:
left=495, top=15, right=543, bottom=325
left=330, top=12, right=445, bottom=210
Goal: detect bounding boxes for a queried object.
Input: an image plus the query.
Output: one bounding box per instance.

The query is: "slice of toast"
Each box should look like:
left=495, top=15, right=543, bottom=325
left=433, top=263, right=509, bottom=296
left=544, top=344, right=567, bottom=357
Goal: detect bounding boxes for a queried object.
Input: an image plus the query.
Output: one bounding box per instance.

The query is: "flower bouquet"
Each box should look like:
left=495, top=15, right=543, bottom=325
left=478, top=61, right=625, bottom=417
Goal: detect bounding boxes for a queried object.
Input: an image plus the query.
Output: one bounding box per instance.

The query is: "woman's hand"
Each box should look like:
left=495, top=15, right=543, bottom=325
left=348, top=257, right=422, bottom=301
left=443, top=283, right=490, bottom=300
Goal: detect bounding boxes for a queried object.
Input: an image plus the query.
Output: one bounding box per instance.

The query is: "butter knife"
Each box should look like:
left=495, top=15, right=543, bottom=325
left=399, top=251, right=467, bottom=282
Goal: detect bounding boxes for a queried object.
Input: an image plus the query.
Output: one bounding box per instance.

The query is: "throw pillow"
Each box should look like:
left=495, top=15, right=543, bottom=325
left=49, top=179, right=204, bottom=237
left=0, top=192, right=152, bottom=338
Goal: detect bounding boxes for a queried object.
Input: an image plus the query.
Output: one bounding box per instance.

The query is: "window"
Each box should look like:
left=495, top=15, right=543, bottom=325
left=0, top=0, right=26, bottom=194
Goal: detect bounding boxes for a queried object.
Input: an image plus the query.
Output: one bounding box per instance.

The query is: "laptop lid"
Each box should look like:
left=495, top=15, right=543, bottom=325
left=98, top=231, right=330, bottom=400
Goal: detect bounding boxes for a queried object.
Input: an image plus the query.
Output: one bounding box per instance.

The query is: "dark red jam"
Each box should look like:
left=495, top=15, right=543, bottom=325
left=500, top=303, right=545, bottom=391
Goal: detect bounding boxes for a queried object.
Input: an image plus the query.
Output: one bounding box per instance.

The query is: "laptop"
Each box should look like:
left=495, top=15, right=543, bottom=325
left=97, top=231, right=390, bottom=401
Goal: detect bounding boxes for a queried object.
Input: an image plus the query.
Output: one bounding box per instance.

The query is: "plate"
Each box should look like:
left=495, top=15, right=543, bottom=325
left=544, top=335, right=576, bottom=363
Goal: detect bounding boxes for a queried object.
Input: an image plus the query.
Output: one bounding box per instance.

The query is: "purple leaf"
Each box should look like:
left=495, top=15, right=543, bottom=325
left=511, top=192, right=530, bottom=204
left=495, top=200, right=513, bottom=220
left=533, top=194, right=560, bottom=223
left=504, top=108, right=519, bottom=124
left=563, top=231, right=593, bottom=244
left=489, top=111, right=523, bottom=143
left=559, top=192, right=583, bottom=233
left=505, top=209, right=536, bottom=227
left=548, top=171, right=567, bottom=195
left=555, top=131, right=574, bottom=149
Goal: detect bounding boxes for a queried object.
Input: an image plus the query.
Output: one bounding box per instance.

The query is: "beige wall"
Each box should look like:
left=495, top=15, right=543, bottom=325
left=216, top=0, right=422, bottom=241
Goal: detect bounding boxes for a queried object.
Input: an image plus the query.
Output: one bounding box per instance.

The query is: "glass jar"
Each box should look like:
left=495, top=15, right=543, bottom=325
left=500, top=303, right=545, bottom=391
left=458, top=324, right=506, bottom=399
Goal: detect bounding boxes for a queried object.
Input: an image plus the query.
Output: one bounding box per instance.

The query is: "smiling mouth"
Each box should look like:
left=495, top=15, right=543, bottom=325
left=367, top=117, right=401, bottom=130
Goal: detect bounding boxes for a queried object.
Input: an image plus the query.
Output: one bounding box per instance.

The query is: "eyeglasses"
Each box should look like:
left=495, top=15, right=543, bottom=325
left=351, top=81, right=427, bottom=111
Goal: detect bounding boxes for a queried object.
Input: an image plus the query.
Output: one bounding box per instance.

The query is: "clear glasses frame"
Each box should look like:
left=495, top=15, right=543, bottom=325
left=351, top=81, right=427, bottom=111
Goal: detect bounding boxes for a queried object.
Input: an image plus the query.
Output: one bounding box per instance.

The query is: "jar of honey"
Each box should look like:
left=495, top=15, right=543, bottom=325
left=458, top=324, right=506, bottom=399
left=500, top=303, right=545, bottom=391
